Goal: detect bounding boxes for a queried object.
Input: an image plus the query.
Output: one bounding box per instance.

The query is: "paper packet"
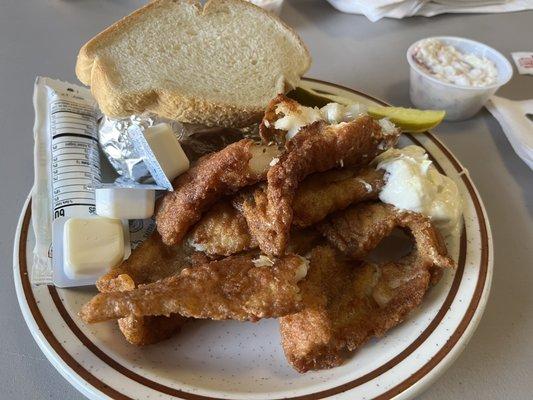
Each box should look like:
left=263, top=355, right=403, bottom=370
left=511, top=52, right=533, bottom=75
left=32, top=77, right=102, bottom=285
left=31, top=77, right=154, bottom=286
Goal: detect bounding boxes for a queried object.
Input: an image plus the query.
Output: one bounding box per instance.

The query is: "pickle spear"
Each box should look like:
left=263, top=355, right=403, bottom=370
left=368, top=106, right=445, bottom=133
left=288, top=88, right=445, bottom=132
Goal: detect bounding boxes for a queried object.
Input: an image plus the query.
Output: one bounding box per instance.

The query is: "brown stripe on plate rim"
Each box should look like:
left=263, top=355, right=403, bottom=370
left=17, top=79, right=490, bottom=400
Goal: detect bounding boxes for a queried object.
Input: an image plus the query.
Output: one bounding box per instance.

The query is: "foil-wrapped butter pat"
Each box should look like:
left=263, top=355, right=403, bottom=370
left=98, top=113, right=260, bottom=184
left=144, top=123, right=190, bottom=182
left=98, top=114, right=188, bottom=183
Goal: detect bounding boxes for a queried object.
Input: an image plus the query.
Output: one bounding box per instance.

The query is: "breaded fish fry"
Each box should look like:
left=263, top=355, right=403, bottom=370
left=188, top=168, right=383, bottom=258
left=243, top=117, right=398, bottom=256
left=280, top=203, right=455, bottom=372
left=97, top=233, right=193, bottom=292
left=319, top=202, right=454, bottom=279
left=259, top=94, right=304, bottom=144
left=292, top=166, right=384, bottom=227
left=280, top=245, right=446, bottom=372
left=156, top=139, right=280, bottom=245
left=189, top=197, right=323, bottom=258
left=97, top=233, right=191, bottom=346
left=117, top=315, right=186, bottom=347
left=80, top=254, right=309, bottom=323
left=188, top=200, right=257, bottom=257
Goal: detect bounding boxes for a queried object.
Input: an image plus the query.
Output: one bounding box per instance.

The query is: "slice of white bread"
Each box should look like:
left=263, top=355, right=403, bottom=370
left=76, top=0, right=311, bottom=127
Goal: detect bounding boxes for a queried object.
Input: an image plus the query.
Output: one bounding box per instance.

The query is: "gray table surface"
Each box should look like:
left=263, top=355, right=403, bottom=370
left=1, top=0, right=532, bottom=399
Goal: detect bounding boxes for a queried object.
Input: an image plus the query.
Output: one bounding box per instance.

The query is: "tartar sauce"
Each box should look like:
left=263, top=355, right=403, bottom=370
left=374, top=145, right=462, bottom=237
left=412, top=39, right=498, bottom=87
left=274, top=101, right=369, bottom=139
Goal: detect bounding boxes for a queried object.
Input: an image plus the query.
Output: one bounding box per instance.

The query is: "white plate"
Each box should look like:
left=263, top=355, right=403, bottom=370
left=14, top=79, right=493, bottom=400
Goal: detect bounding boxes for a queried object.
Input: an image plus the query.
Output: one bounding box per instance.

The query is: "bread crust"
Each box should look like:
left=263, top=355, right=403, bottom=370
left=76, top=0, right=311, bottom=127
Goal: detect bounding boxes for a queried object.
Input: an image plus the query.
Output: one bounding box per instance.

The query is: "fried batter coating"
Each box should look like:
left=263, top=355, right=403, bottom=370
left=117, top=315, right=186, bottom=347
left=188, top=200, right=257, bottom=257
left=319, top=202, right=454, bottom=278
left=155, top=139, right=280, bottom=246
left=287, top=227, right=323, bottom=255
left=80, top=254, right=308, bottom=323
left=293, top=167, right=384, bottom=227
left=241, top=117, right=398, bottom=256
left=259, top=94, right=304, bottom=144
left=96, top=233, right=191, bottom=346
left=280, top=204, right=455, bottom=372
left=97, top=233, right=193, bottom=292
left=236, top=175, right=367, bottom=251
left=280, top=242, right=451, bottom=372
left=190, top=196, right=323, bottom=258
left=187, top=167, right=381, bottom=258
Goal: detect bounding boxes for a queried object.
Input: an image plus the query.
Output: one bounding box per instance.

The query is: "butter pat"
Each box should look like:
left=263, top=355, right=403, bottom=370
left=144, top=123, right=189, bottom=181
left=96, top=187, right=155, bottom=219
left=63, top=217, right=125, bottom=279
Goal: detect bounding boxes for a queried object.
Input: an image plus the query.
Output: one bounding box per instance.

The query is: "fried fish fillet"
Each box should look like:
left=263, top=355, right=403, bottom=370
left=286, top=227, right=323, bottom=255
left=96, top=233, right=191, bottom=346
left=259, top=94, right=304, bottom=144
left=280, top=203, right=455, bottom=372
left=319, top=202, right=454, bottom=281
left=156, top=139, right=280, bottom=246
left=280, top=244, right=449, bottom=372
left=97, top=233, right=194, bottom=292
left=241, top=117, right=398, bottom=256
left=188, top=200, right=258, bottom=257
left=287, top=166, right=384, bottom=227
left=116, top=314, right=186, bottom=347
left=189, top=202, right=324, bottom=258
left=188, top=167, right=383, bottom=258
left=80, top=254, right=309, bottom=324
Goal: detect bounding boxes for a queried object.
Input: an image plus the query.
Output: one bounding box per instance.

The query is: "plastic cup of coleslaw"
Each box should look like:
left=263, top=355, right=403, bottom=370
left=407, top=36, right=513, bottom=121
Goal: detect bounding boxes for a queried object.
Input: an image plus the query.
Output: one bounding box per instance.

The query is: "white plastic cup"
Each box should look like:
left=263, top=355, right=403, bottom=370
left=407, top=37, right=513, bottom=121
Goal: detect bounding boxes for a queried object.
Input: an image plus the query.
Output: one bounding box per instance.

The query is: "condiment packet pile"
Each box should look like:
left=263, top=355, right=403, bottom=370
left=31, top=77, right=255, bottom=287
